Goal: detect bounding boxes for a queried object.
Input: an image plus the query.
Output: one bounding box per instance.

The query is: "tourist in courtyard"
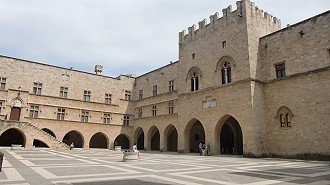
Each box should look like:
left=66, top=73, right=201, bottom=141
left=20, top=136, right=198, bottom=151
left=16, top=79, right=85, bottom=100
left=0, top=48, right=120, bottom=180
left=202, top=144, right=206, bottom=156
left=70, top=143, right=74, bottom=150
left=207, top=143, right=211, bottom=156
left=132, top=143, right=140, bottom=159
left=198, top=142, right=202, bottom=155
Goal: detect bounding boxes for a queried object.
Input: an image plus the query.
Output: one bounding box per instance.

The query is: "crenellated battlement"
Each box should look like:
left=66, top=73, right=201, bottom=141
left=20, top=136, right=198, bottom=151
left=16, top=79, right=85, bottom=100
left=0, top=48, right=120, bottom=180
left=179, top=0, right=281, bottom=45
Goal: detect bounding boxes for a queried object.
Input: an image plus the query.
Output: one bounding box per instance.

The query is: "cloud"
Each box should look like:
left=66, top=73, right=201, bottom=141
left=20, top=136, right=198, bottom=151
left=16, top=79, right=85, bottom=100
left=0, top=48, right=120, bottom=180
left=0, top=0, right=329, bottom=76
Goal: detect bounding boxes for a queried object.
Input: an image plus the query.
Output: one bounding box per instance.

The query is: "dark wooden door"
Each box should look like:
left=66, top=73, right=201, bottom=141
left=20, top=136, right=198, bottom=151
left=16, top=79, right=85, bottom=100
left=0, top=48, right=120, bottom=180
left=10, top=107, right=21, bottom=121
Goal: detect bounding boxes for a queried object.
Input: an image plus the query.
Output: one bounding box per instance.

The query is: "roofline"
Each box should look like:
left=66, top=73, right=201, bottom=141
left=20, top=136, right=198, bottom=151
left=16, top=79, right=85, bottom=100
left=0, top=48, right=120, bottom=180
left=136, top=60, right=179, bottom=78
left=0, top=54, right=136, bottom=80
left=261, top=10, right=330, bottom=39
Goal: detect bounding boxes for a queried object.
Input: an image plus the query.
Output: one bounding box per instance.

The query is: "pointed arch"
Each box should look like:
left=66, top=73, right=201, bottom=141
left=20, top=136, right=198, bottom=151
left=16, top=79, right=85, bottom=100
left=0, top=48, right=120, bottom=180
left=216, top=56, right=235, bottom=84
left=147, top=126, right=160, bottom=151
left=214, top=115, right=243, bottom=155
left=134, top=127, right=145, bottom=150
left=184, top=118, right=205, bottom=153
left=164, top=124, right=178, bottom=152
left=114, top=134, right=130, bottom=150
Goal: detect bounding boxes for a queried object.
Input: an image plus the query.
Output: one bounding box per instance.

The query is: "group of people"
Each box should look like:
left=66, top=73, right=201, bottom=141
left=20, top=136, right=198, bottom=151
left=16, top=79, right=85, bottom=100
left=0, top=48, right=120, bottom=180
left=199, top=142, right=211, bottom=156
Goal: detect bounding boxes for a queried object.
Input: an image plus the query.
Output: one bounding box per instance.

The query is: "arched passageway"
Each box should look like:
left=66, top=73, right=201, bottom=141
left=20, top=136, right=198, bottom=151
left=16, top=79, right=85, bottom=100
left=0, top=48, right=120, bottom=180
left=114, top=134, right=129, bottom=149
left=149, top=126, right=160, bottom=151
left=135, top=127, right=144, bottom=150
left=187, top=119, right=205, bottom=153
left=220, top=116, right=243, bottom=155
left=63, top=130, right=84, bottom=148
left=0, top=128, right=25, bottom=147
left=33, top=139, right=49, bottom=148
left=89, top=132, right=108, bottom=149
left=42, top=128, right=56, bottom=138
left=165, top=125, right=178, bottom=152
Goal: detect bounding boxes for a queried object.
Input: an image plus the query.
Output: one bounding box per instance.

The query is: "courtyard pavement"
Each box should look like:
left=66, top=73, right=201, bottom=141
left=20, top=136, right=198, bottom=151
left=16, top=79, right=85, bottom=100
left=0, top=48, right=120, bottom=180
left=0, top=148, right=329, bottom=185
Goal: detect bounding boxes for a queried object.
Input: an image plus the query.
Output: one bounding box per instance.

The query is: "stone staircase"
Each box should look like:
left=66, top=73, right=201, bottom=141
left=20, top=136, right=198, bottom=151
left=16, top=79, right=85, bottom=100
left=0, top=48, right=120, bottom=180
left=0, top=120, right=70, bottom=150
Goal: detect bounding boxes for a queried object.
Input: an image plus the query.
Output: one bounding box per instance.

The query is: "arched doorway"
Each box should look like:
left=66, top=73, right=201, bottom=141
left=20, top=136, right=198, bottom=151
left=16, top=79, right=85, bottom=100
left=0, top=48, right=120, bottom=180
left=114, top=134, right=129, bottom=149
left=149, top=126, right=160, bottom=151
left=220, top=116, right=243, bottom=155
left=63, top=130, right=84, bottom=148
left=89, top=132, right=108, bottom=149
left=33, top=139, right=49, bottom=148
left=164, top=124, right=178, bottom=152
left=184, top=119, right=205, bottom=153
left=0, top=128, right=25, bottom=147
left=135, top=128, right=144, bottom=150
left=42, top=128, right=56, bottom=138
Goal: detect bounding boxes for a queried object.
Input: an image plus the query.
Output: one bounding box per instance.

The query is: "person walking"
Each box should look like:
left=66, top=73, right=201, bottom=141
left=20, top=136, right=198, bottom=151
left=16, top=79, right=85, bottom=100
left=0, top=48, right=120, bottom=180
left=207, top=143, right=211, bottom=156
left=198, top=142, right=202, bottom=156
left=132, top=143, right=140, bottom=159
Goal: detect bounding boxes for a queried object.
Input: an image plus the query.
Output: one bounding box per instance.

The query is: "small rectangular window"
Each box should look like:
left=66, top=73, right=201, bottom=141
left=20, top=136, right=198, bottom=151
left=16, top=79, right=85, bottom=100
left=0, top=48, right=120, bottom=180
left=103, top=113, right=111, bottom=124
left=153, top=85, right=157, bottom=96
left=57, top=108, right=65, bottom=120
left=0, top=101, right=4, bottom=114
left=81, top=111, right=89, bottom=122
left=123, top=115, right=130, bottom=126
left=29, top=105, right=39, bottom=118
left=125, top=90, right=131, bottom=100
left=105, top=93, right=112, bottom=104
left=192, top=53, right=196, bottom=60
left=138, top=108, right=143, bottom=118
left=152, top=105, right=157, bottom=116
left=83, top=90, right=91, bottom=101
left=222, top=41, right=226, bottom=48
left=169, top=80, right=174, bottom=92
left=139, top=90, right=143, bottom=100
left=33, top=82, right=42, bottom=95
left=0, top=77, right=6, bottom=90
left=168, top=101, right=174, bottom=114
left=275, top=63, right=286, bottom=78
left=60, top=87, right=68, bottom=98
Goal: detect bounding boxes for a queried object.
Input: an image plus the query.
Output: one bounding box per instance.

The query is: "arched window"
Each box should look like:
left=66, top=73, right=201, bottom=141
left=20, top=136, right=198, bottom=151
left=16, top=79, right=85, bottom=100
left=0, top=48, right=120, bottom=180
left=191, top=72, right=199, bottom=92
left=221, top=62, right=231, bottom=84
left=186, top=67, right=201, bottom=92
left=276, top=106, right=293, bottom=128
left=217, top=56, right=234, bottom=85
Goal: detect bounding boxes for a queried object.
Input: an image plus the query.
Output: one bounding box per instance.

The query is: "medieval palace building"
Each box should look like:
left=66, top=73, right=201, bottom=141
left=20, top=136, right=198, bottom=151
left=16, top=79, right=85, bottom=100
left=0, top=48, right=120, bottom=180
left=0, top=0, right=329, bottom=160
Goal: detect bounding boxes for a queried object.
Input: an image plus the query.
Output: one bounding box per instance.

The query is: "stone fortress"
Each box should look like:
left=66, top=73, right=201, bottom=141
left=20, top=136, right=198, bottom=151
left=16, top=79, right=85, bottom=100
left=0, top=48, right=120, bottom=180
left=0, top=0, right=329, bottom=160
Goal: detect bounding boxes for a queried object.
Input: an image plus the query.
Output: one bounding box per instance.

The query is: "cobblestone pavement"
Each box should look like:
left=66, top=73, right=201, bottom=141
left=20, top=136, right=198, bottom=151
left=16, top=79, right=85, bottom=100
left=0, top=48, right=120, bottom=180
left=0, top=148, right=329, bottom=185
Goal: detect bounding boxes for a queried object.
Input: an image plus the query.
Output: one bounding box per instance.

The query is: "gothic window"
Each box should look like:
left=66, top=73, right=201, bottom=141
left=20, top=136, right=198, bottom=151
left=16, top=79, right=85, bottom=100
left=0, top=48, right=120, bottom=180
left=221, top=62, right=231, bottom=84
left=191, top=72, right=199, bottom=91
left=275, top=63, right=286, bottom=78
left=276, top=106, right=293, bottom=128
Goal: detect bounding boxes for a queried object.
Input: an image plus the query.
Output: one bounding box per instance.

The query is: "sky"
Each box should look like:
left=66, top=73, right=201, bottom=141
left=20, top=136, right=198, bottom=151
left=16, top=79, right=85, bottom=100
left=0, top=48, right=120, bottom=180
left=0, top=0, right=329, bottom=77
